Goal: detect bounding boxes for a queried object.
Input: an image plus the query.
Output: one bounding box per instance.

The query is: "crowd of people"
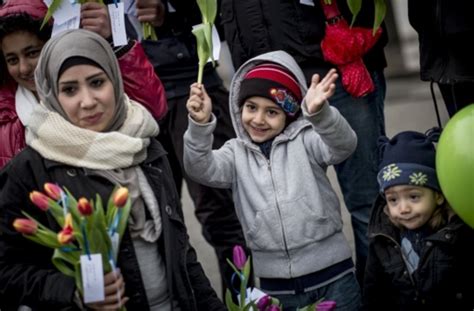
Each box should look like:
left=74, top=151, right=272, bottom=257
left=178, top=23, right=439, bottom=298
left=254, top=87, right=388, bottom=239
left=0, top=0, right=472, bottom=310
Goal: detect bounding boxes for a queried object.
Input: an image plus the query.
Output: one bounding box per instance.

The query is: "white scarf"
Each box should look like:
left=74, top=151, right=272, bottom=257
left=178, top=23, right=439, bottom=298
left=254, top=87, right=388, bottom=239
left=15, top=85, right=38, bottom=126
left=25, top=95, right=159, bottom=170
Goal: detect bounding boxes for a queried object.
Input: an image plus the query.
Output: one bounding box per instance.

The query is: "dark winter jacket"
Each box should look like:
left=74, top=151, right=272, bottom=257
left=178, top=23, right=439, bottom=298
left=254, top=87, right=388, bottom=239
left=137, top=0, right=223, bottom=101
left=362, top=195, right=474, bottom=311
left=408, top=0, right=474, bottom=84
left=220, top=0, right=388, bottom=80
left=0, top=140, right=225, bottom=311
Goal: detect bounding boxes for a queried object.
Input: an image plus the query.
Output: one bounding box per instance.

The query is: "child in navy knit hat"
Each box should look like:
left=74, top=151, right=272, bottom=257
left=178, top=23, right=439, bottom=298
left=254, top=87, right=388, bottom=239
left=184, top=51, right=361, bottom=310
left=362, top=130, right=474, bottom=311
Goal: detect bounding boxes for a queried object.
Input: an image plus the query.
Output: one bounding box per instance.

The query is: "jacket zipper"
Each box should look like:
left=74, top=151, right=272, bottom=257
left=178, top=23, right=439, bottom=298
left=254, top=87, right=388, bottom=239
left=264, top=152, right=293, bottom=277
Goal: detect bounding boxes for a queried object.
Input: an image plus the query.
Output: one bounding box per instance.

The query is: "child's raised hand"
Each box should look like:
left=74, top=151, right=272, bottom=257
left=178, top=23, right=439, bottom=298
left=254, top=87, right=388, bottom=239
left=186, top=83, right=212, bottom=124
left=305, top=68, right=338, bottom=114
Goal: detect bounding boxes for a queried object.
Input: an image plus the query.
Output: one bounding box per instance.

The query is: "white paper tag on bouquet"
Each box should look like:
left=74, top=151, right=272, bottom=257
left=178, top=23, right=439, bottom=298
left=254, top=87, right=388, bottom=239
left=239, top=287, right=267, bottom=304
left=108, top=3, right=128, bottom=47
left=80, top=254, right=105, bottom=303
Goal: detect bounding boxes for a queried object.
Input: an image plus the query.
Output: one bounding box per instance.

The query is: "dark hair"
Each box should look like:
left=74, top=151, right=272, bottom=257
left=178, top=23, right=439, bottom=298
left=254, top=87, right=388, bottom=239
left=0, top=13, right=52, bottom=85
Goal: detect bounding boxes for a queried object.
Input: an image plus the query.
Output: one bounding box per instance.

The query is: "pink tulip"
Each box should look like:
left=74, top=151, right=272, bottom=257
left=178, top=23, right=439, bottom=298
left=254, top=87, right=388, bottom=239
left=77, top=198, right=93, bottom=216
left=256, top=295, right=271, bottom=311
left=43, top=183, right=63, bottom=201
left=57, top=214, right=74, bottom=244
left=267, top=305, right=281, bottom=311
left=113, top=187, right=128, bottom=207
left=29, top=191, right=51, bottom=211
left=316, top=300, right=337, bottom=311
left=232, top=245, right=247, bottom=270
left=13, top=218, right=38, bottom=235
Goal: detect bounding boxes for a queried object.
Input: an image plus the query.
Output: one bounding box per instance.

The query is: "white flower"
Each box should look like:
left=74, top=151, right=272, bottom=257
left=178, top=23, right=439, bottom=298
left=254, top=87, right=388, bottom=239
left=409, top=172, right=428, bottom=186
left=382, top=164, right=402, bottom=181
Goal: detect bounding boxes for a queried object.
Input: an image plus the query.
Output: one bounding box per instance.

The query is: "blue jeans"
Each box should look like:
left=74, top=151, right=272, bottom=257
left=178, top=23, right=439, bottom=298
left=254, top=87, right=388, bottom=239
left=271, top=273, right=361, bottom=311
left=330, top=71, right=386, bottom=284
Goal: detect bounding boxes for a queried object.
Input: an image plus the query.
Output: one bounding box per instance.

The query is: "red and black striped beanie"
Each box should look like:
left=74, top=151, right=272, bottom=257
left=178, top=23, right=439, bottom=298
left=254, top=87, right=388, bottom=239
left=239, top=63, right=303, bottom=117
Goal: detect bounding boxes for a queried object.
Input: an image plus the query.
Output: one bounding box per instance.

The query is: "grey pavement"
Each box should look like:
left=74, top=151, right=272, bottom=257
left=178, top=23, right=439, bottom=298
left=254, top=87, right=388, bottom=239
left=181, top=52, right=450, bottom=299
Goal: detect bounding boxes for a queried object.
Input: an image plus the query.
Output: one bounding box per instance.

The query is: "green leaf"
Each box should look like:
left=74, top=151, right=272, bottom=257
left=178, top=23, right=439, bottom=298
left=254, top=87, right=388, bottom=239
left=196, top=0, right=217, bottom=25
left=192, top=25, right=211, bottom=84
left=63, top=188, right=81, bottom=223
left=74, top=260, right=83, bottom=294
left=47, top=199, right=65, bottom=226
left=347, top=0, right=362, bottom=27
left=226, top=257, right=242, bottom=278
left=52, top=248, right=79, bottom=278
left=115, top=198, right=132, bottom=244
left=105, top=186, right=118, bottom=226
left=225, top=289, right=240, bottom=311
left=142, top=22, right=158, bottom=41
left=41, top=0, right=61, bottom=29
left=243, top=301, right=257, bottom=311
left=373, top=0, right=386, bottom=35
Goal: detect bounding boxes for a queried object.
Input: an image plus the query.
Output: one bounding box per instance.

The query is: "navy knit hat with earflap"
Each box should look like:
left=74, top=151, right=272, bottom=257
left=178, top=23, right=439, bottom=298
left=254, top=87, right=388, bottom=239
left=377, top=130, right=441, bottom=193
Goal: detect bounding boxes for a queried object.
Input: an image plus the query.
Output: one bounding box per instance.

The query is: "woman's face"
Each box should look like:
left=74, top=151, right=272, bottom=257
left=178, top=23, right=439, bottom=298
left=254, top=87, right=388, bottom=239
left=1, top=31, right=45, bottom=92
left=57, top=64, right=116, bottom=132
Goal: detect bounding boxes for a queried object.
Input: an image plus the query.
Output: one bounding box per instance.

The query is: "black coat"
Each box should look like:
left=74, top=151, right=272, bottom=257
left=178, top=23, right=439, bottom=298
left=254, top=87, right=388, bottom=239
left=0, top=140, right=225, bottom=311
left=220, top=0, right=388, bottom=76
left=362, top=195, right=474, bottom=311
left=408, top=0, right=474, bottom=84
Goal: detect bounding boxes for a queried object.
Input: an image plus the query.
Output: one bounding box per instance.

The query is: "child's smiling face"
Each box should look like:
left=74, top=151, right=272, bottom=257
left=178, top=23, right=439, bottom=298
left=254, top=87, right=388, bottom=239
left=241, top=96, right=287, bottom=143
left=385, top=185, right=445, bottom=229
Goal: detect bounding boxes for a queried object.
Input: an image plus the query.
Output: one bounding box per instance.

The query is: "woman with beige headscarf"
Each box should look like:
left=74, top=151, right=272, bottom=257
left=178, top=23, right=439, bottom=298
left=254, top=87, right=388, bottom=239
left=0, top=29, right=225, bottom=311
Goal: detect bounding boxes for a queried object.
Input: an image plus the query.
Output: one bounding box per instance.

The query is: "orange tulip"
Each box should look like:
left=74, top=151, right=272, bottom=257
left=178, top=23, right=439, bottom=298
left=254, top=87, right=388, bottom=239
left=43, top=183, right=63, bottom=200
left=29, top=191, right=51, bottom=211
left=77, top=198, right=93, bottom=216
left=13, top=218, right=38, bottom=235
left=113, top=187, right=129, bottom=207
left=57, top=213, right=74, bottom=244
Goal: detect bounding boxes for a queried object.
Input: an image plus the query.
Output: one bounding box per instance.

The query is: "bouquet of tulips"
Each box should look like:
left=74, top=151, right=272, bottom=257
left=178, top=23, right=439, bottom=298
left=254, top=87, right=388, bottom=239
left=226, top=245, right=337, bottom=311
left=13, top=183, right=131, bottom=309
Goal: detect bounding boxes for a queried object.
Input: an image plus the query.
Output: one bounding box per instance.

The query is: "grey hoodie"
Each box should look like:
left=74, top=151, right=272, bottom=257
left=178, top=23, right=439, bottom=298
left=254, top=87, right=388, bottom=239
left=184, top=51, right=357, bottom=279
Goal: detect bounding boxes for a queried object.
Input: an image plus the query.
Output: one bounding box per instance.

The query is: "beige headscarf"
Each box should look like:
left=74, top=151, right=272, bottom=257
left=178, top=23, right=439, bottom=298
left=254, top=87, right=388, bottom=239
left=35, top=29, right=126, bottom=131
left=27, top=29, right=159, bottom=169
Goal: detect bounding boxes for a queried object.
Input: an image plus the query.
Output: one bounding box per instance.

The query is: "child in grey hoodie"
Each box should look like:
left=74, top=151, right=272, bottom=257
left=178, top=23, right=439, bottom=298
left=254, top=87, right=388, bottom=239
left=184, top=51, right=360, bottom=310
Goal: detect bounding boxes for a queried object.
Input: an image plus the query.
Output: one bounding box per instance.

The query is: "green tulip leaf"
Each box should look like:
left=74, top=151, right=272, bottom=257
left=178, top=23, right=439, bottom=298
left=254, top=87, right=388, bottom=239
left=115, top=198, right=132, bottom=244
left=225, top=289, right=240, bottom=311
left=373, top=0, right=386, bottom=35
left=52, top=248, right=78, bottom=278
left=142, top=22, right=158, bottom=41
left=40, top=0, right=61, bottom=30
left=196, top=0, right=217, bottom=25
left=192, top=25, right=211, bottom=84
left=48, top=199, right=65, bottom=226
left=347, top=0, right=362, bottom=26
